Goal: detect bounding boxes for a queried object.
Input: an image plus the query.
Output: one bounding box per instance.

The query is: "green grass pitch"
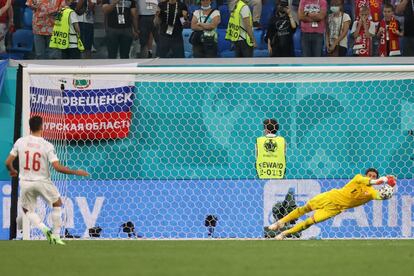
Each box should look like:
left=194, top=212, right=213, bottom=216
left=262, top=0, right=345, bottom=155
left=1, top=240, right=413, bottom=276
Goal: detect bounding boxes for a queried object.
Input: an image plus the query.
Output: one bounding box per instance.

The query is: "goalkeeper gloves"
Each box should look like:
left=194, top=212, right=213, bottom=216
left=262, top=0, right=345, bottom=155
left=374, top=176, right=397, bottom=187
left=386, top=176, right=397, bottom=187
left=375, top=176, right=388, bottom=185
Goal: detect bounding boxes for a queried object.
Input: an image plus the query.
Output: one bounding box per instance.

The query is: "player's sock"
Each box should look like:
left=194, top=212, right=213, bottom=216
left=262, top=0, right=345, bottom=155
left=26, top=212, right=48, bottom=231
left=51, top=207, right=62, bottom=237
left=268, top=220, right=285, bottom=231
left=280, top=205, right=312, bottom=224
left=26, top=212, right=52, bottom=243
left=283, top=217, right=315, bottom=236
left=269, top=205, right=312, bottom=231
left=15, top=215, right=23, bottom=240
left=275, top=232, right=286, bottom=240
left=16, top=214, right=23, bottom=230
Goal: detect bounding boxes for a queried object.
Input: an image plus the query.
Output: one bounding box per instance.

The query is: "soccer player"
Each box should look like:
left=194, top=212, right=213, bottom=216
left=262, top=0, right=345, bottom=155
left=268, top=168, right=396, bottom=240
left=4, top=116, right=88, bottom=245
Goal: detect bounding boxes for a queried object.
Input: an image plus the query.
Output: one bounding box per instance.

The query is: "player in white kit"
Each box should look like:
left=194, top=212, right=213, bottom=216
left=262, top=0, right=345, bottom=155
left=4, top=116, right=88, bottom=245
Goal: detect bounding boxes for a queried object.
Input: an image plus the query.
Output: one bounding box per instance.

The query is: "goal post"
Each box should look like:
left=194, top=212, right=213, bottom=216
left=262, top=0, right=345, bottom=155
left=19, top=63, right=414, bottom=240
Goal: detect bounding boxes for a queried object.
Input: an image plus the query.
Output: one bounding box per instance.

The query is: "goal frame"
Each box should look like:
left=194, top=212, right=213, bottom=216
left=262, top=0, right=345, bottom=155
left=19, top=63, right=414, bottom=240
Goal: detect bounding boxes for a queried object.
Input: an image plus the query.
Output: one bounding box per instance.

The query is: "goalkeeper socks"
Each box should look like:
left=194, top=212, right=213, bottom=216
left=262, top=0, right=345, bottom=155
left=51, top=207, right=62, bottom=236
left=280, top=205, right=312, bottom=224
left=283, top=217, right=315, bottom=236
left=16, top=214, right=23, bottom=231
left=26, top=212, right=47, bottom=231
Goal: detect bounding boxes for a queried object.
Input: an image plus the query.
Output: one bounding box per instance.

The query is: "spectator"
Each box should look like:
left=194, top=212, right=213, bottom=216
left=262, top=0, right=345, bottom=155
left=26, top=0, right=62, bottom=59
left=288, top=0, right=300, bottom=24
left=326, top=0, right=351, bottom=57
left=190, top=0, right=220, bottom=58
left=298, top=0, right=327, bottom=57
left=351, top=5, right=376, bottom=56
left=154, top=0, right=188, bottom=58
left=137, top=0, right=157, bottom=58
left=370, top=0, right=382, bottom=22
left=378, top=3, right=403, bottom=56
left=353, top=0, right=383, bottom=28
left=225, top=0, right=256, bottom=57
left=228, top=0, right=262, bottom=28
left=396, top=0, right=414, bottom=56
left=389, top=0, right=404, bottom=29
left=102, top=0, right=139, bottom=59
left=77, top=0, right=96, bottom=59
left=370, top=0, right=383, bottom=56
left=49, top=0, right=85, bottom=59
left=0, top=0, right=12, bottom=53
left=265, top=0, right=296, bottom=57
left=354, top=0, right=367, bottom=19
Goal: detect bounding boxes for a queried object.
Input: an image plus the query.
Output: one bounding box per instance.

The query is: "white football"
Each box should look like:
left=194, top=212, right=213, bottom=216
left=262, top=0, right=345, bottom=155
left=379, top=184, right=394, bottom=199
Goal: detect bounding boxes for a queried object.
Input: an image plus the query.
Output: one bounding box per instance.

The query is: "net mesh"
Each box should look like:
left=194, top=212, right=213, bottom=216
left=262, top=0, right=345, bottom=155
left=26, top=70, right=414, bottom=239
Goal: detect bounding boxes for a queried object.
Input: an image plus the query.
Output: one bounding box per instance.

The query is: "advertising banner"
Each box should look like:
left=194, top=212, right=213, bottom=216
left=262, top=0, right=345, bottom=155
left=29, top=66, right=136, bottom=140
left=2, top=179, right=412, bottom=239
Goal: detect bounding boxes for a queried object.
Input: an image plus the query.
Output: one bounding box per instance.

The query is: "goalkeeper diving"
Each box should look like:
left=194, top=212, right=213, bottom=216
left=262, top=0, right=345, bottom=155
left=269, top=168, right=397, bottom=240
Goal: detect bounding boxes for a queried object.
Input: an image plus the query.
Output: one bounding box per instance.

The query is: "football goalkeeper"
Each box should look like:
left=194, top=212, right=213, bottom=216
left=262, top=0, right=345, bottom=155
left=268, top=168, right=396, bottom=240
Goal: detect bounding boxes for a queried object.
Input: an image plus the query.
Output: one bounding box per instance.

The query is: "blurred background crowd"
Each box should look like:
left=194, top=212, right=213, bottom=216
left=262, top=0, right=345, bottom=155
left=0, top=0, right=412, bottom=59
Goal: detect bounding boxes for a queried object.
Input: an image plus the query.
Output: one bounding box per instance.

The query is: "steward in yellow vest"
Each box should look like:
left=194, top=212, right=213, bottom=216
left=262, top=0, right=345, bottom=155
left=256, top=119, right=286, bottom=179
left=50, top=5, right=84, bottom=58
left=225, top=0, right=256, bottom=57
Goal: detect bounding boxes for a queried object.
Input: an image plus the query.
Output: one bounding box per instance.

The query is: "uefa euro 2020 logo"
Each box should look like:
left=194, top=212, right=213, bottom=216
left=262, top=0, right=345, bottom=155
left=264, top=139, right=277, bottom=152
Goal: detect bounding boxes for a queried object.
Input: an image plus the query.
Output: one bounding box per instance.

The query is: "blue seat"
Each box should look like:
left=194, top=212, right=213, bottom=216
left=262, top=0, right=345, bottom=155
left=0, top=52, right=24, bottom=60
left=343, top=2, right=353, bottom=21
left=220, top=50, right=236, bottom=57
left=218, top=5, right=230, bottom=29
left=182, top=28, right=193, bottom=58
left=14, top=0, right=26, bottom=6
left=188, top=4, right=199, bottom=22
left=9, top=29, right=34, bottom=57
left=253, top=28, right=266, bottom=50
left=260, top=2, right=275, bottom=30
left=254, top=49, right=269, bottom=57
left=23, top=8, right=33, bottom=30
left=253, top=28, right=270, bottom=56
left=293, top=27, right=302, bottom=57
left=321, top=34, right=327, bottom=56
left=217, top=28, right=231, bottom=52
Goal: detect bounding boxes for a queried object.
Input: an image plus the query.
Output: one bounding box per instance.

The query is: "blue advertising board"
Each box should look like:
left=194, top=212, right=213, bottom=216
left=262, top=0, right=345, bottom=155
left=2, top=179, right=413, bottom=239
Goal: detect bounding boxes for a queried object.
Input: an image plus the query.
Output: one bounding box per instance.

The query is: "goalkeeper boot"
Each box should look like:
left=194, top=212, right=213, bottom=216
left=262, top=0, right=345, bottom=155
left=275, top=232, right=286, bottom=240
left=268, top=221, right=285, bottom=231
left=41, top=227, right=53, bottom=244
left=52, top=235, right=66, bottom=246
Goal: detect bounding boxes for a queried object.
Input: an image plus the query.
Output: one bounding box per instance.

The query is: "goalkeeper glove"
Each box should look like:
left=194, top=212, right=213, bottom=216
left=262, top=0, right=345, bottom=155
left=376, top=176, right=388, bottom=185
left=386, top=176, right=397, bottom=187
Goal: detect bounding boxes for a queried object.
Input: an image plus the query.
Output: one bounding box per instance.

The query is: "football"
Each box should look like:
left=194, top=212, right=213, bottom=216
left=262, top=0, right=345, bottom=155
left=379, top=184, right=394, bottom=199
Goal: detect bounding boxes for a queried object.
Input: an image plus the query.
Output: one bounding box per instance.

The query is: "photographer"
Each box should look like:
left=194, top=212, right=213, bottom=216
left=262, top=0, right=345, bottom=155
left=265, top=0, right=296, bottom=57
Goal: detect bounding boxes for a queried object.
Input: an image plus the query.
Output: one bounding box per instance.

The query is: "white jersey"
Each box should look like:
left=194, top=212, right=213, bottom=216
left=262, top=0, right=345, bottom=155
left=10, top=135, right=59, bottom=181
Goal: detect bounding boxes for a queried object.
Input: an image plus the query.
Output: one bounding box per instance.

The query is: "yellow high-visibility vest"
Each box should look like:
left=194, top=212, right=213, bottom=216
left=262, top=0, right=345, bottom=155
left=225, top=1, right=253, bottom=46
left=49, top=8, right=84, bottom=51
left=256, top=136, right=286, bottom=179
